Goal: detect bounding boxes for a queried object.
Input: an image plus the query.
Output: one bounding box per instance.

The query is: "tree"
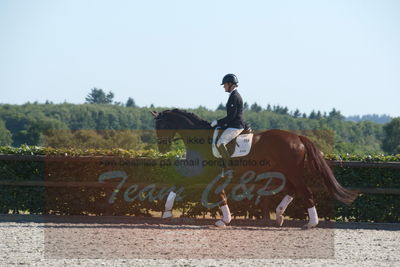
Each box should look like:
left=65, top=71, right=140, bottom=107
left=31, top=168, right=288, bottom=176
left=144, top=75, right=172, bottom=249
left=250, top=102, right=262, bottom=112
left=293, top=109, right=301, bottom=118
left=328, top=108, right=344, bottom=120
left=197, top=105, right=208, bottom=111
left=309, top=110, right=317, bottom=119
left=243, top=102, right=249, bottom=111
left=126, top=97, right=136, bottom=108
left=216, top=103, right=225, bottom=111
left=0, top=120, right=12, bottom=146
left=26, top=117, right=69, bottom=146
left=85, top=88, right=114, bottom=104
left=382, top=117, right=400, bottom=154
left=272, top=105, right=289, bottom=115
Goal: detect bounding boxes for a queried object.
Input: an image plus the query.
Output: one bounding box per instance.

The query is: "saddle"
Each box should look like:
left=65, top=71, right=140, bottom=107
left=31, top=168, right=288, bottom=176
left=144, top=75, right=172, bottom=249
left=212, top=124, right=254, bottom=158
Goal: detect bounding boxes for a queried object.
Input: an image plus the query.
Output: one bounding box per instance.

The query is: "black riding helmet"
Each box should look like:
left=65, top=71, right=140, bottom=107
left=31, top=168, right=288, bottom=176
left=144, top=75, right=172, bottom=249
left=221, top=73, right=238, bottom=85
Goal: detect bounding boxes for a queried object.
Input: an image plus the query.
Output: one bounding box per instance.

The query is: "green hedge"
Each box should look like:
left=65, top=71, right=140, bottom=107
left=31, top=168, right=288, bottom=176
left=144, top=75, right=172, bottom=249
left=0, top=146, right=399, bottom=222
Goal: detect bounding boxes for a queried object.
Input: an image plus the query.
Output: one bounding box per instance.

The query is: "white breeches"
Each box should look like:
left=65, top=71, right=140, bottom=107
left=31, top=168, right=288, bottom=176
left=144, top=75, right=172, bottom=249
left=216, top=128, right=244, bottom=146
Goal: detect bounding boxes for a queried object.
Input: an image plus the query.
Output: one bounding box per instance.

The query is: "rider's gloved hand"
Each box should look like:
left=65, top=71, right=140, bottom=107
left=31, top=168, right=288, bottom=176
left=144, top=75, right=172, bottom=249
left=211, top=120, right=218, bottom=127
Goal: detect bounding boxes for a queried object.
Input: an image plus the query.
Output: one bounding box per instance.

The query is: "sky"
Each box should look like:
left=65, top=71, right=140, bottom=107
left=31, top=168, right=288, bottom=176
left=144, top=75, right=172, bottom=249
left=0, top=0, right=399, bottom=117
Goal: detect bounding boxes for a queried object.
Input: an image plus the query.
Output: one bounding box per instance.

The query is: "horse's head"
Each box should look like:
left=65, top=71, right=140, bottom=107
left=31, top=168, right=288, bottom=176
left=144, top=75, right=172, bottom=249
left=151, top=110, right=177, bottom=153
left=151, top=109, right=212, bottom=153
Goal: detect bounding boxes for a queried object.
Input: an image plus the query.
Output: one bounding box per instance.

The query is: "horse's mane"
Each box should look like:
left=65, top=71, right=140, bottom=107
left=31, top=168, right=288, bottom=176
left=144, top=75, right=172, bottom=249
left=163, top=109, right=211, bottom=129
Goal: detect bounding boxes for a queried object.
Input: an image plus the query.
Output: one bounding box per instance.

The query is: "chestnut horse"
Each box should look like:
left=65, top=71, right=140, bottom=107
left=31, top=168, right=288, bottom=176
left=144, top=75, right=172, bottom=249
left=151, top=109, right=357, bottom=229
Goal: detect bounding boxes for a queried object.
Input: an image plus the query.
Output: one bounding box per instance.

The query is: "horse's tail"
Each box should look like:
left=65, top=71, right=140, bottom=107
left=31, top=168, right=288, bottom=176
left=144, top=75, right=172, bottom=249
left=299, top=135, right=358, bottom=205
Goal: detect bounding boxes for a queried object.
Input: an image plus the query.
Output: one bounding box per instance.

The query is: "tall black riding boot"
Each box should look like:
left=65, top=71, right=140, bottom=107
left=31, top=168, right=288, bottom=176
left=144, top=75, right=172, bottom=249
left=217, top=144, right=232, bottom=176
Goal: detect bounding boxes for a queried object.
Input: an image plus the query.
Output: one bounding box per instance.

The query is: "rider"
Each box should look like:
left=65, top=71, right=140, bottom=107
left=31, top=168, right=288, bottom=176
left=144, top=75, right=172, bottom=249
left=211, top=73, right=245, bottom=169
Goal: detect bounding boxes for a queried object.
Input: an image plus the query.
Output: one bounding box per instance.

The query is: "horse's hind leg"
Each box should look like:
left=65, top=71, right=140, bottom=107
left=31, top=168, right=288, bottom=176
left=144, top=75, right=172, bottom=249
left=215, top=189, right=232, bottom=227
left=282, top=170, right=319, bottom=229
left=276, top=181, right=295, bottom=227
left=298, top=185, right=319, bottom=229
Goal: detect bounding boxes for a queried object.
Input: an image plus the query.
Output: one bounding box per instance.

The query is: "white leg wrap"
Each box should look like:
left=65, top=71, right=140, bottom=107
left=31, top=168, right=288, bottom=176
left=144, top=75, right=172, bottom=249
left=220, top=205, right=231, bottom=224
left=276, top=195, right=294, bottom=227
left=164, top=191, right=176, bottom=211
left=302, top=206, right=319, bottom=229
left=162, top=191, right=176, bottom=219
left=276, top=195, right=294, bottom=216
left=308, top=206, right=319, bottom=226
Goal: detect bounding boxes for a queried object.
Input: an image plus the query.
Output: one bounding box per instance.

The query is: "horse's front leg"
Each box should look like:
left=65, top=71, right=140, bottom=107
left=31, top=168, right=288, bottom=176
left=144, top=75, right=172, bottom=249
left=215, top=189, right=232, bottom=227
left=162, top=191, right=176, bottom=219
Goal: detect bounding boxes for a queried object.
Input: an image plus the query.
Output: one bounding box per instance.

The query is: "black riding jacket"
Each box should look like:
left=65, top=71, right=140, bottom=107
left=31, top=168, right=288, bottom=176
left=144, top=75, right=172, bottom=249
left=217, top=89, right=245, bottom=129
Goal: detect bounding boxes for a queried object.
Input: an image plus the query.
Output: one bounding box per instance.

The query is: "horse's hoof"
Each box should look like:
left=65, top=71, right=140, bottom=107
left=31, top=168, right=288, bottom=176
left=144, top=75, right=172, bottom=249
left=215, top=220, right=226, bottom=228
left=301, top=223, right=317, bottom=230
left=276, top=214, right=284, bottom=227
left=162, top=211, right=173, bottom=219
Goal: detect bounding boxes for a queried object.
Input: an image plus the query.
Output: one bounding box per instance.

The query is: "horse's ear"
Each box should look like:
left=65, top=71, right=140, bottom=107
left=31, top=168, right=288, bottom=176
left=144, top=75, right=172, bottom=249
left=150, top=111, right=159, bottom=117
